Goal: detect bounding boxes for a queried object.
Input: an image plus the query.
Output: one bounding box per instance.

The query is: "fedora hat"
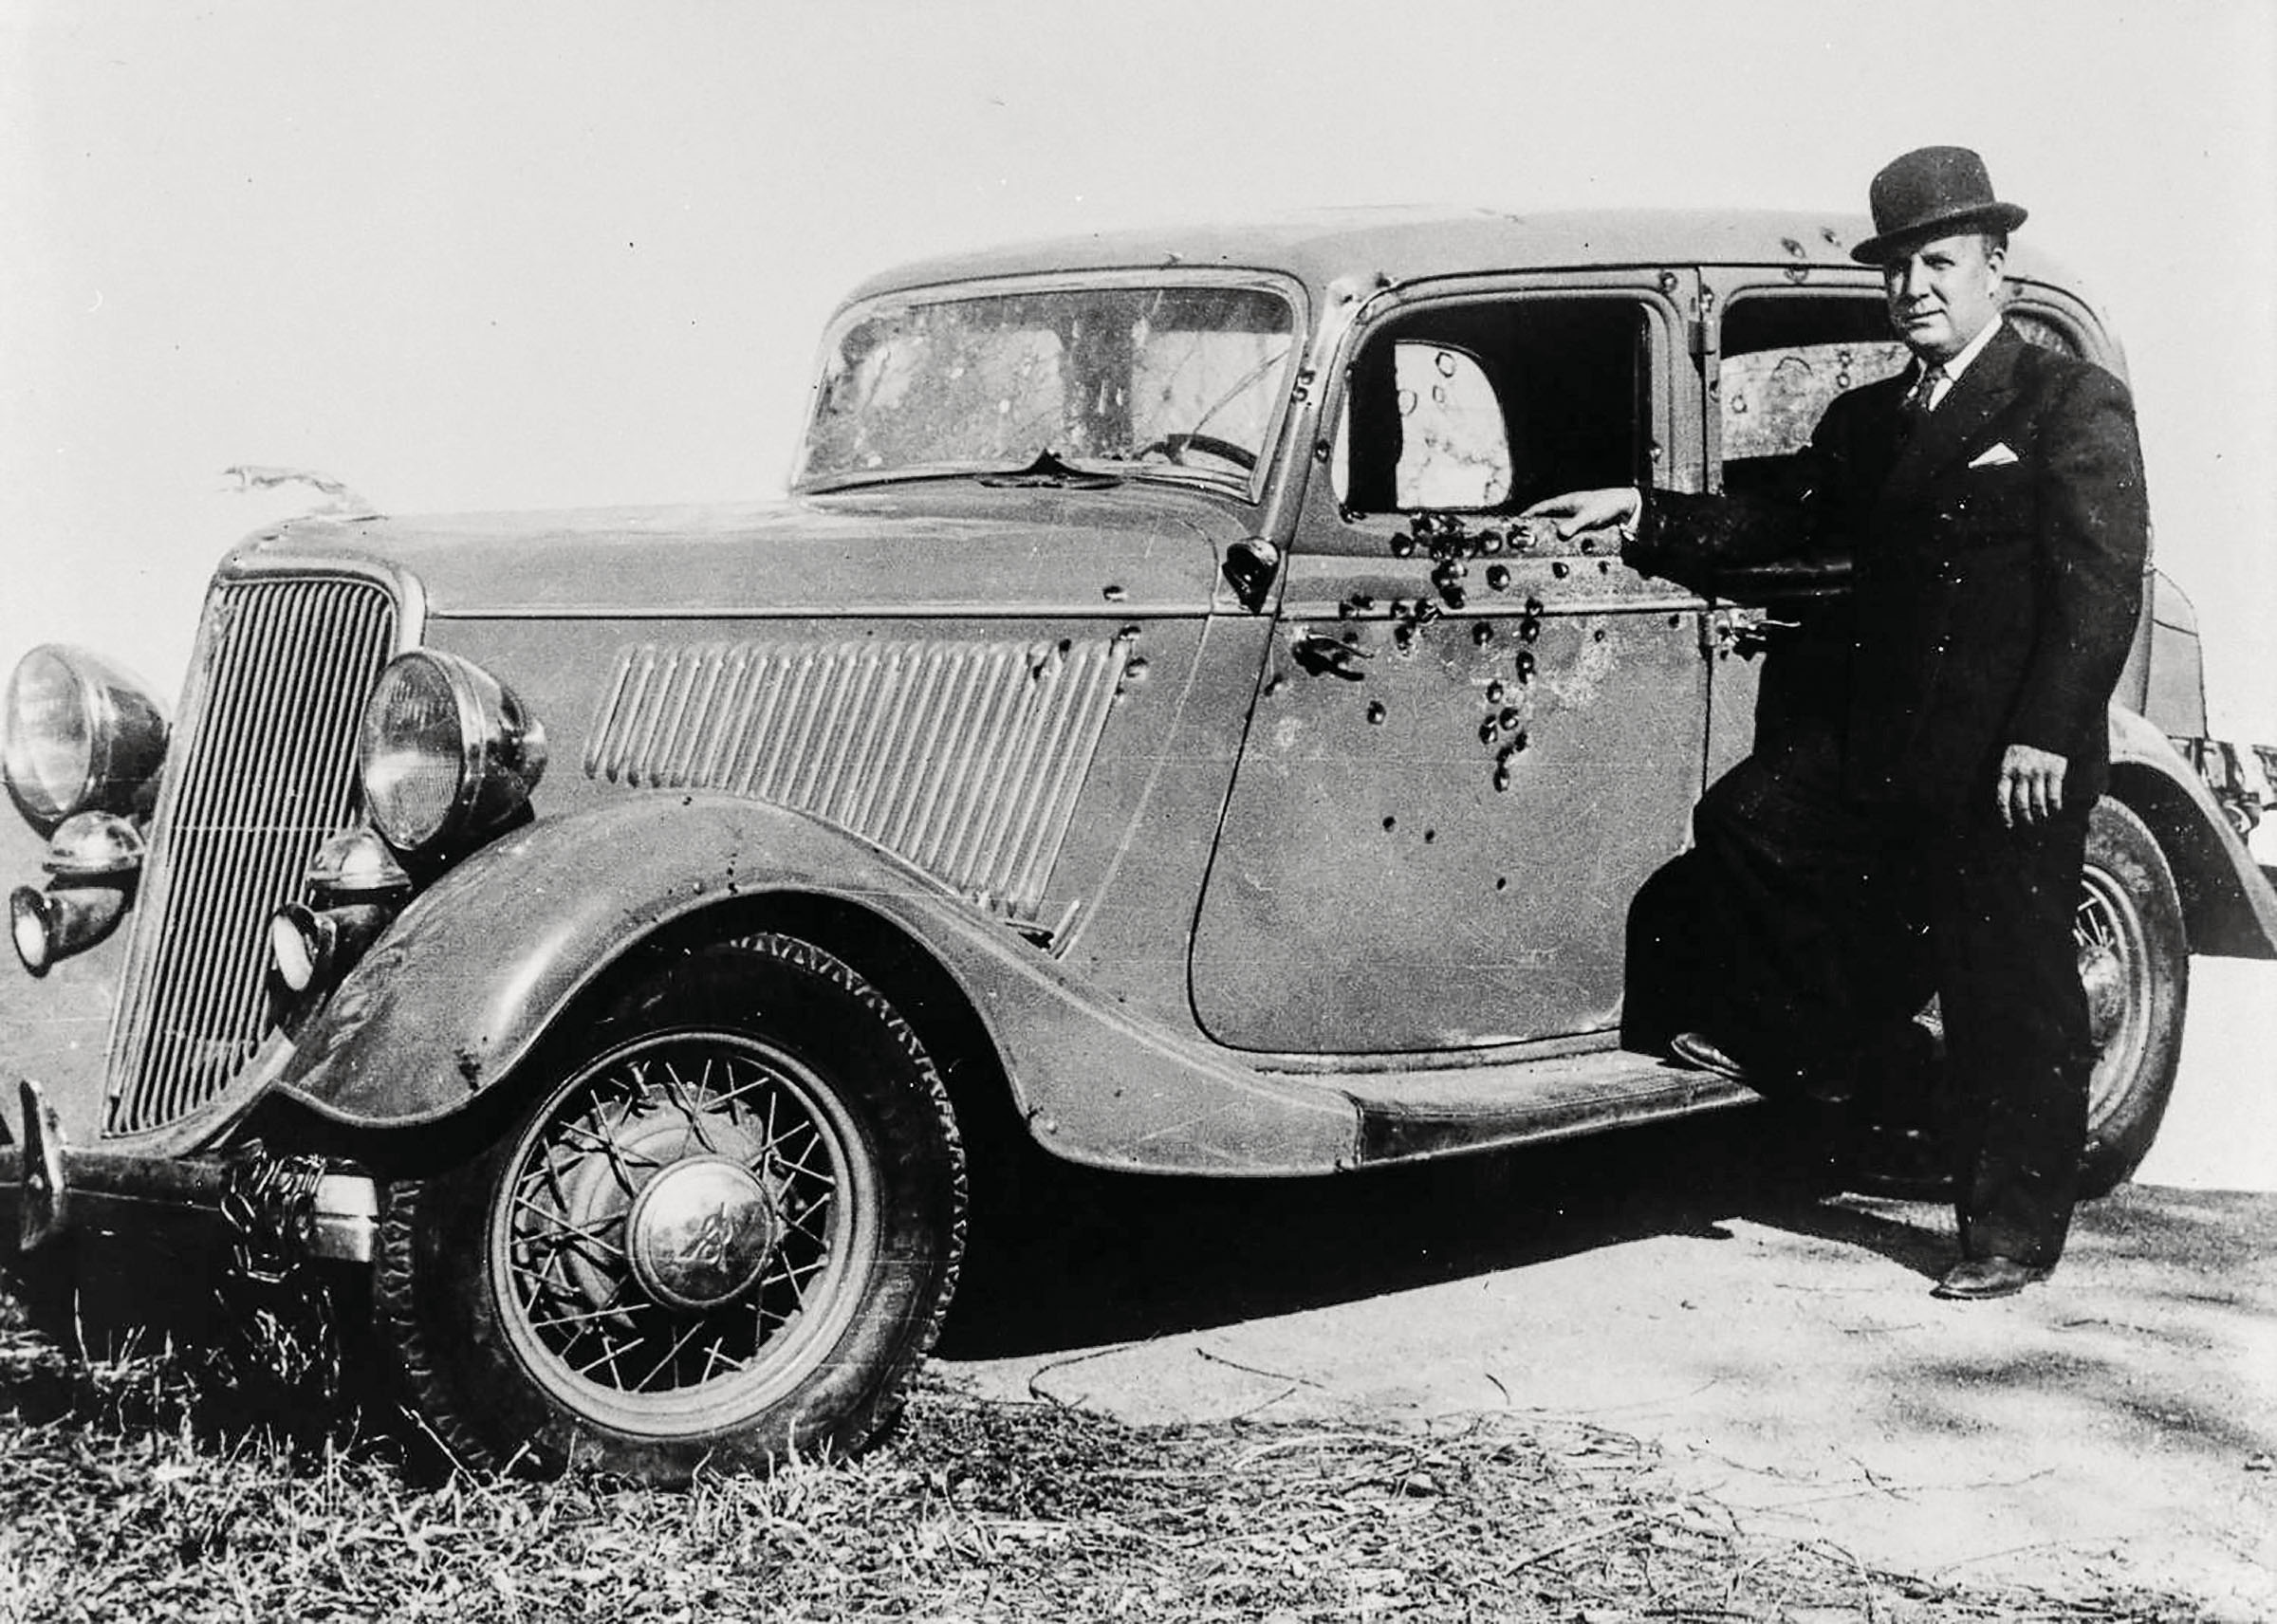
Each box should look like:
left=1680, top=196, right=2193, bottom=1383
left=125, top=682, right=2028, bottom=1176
left=1851, top=146, right=2027, bottom=265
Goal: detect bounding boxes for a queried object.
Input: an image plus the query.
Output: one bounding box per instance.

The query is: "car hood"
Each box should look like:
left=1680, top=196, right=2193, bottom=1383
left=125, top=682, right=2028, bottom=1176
left=234, top=485, right=1248, bottom=619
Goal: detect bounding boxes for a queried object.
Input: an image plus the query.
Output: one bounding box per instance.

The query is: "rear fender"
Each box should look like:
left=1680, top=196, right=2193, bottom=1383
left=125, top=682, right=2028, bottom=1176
left=271, top=795, right=1358, bottom=1173
left=2107, top=706, right=2277, bottom=959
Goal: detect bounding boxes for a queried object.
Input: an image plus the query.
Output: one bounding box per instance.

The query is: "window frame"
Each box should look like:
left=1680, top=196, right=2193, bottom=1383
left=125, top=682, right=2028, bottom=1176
left=1294, top=273, right=1695, bottom=557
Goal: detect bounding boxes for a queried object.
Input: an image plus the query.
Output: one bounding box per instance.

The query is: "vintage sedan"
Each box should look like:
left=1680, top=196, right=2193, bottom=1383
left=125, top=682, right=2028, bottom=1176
left=6, top=210, right=2274, bottom=1481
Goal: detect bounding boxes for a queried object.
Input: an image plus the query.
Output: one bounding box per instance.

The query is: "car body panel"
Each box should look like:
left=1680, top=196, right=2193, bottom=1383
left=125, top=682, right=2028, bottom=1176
left=269, top=792, right=1361, bottom=1174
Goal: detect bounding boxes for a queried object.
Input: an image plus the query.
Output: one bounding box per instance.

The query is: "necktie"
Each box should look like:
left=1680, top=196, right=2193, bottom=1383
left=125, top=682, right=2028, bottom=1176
left=1899, top=365, right=1944, bottom=438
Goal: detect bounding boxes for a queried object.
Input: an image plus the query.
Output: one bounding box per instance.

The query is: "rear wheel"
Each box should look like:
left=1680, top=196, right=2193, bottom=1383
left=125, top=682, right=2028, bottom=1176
left=1858, top=798, right=2188, bottom=1199
left=2075, top=799, right=2187, bottom=1195
left=376, top=935, right=965, bottom=1482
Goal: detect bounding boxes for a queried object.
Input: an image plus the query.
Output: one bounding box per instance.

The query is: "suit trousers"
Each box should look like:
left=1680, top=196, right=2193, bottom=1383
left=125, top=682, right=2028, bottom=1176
left=1689, top=747, right=2092, bottom=1268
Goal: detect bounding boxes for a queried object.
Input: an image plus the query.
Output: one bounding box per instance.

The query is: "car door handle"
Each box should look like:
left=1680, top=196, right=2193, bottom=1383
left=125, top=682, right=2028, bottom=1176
left=1291, top=633, right=1372, bottom=680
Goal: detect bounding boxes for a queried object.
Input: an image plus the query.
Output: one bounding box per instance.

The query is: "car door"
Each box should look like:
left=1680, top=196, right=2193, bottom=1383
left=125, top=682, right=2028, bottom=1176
left=1190, top=272, right=1712, bottom=1054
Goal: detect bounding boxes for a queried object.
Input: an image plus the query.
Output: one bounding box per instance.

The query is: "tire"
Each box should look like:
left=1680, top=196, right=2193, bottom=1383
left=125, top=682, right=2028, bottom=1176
left=375, top=934, right=965, bottom=1483
left=2075, top=798, right=2188, bottom=1196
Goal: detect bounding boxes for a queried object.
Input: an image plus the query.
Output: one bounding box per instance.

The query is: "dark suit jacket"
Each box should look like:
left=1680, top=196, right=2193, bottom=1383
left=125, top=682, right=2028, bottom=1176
left=1633, top=323, right=2150, bottom=812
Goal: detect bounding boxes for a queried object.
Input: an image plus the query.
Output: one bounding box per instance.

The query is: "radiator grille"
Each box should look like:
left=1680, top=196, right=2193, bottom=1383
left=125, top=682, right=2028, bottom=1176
left=584, top=637, right=1126, bottom=922
left=104, top=576, right=398, bottom=1136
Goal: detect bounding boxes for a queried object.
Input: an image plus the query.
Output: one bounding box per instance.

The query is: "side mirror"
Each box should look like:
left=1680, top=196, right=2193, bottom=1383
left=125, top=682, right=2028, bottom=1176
left=1222, top=537, right=1282, bottom=613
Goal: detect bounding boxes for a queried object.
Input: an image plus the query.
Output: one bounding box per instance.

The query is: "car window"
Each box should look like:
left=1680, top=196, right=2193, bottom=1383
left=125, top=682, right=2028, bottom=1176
left=1330, top=341, right=1511, bottom=509
left=1720, top=296, right=1908, bottom=463
left=795, top=279, right=1300, bottom=494
left=1334, top=296, right=1649, bottom=516
left=1720, top=294, right=2083, bottom=466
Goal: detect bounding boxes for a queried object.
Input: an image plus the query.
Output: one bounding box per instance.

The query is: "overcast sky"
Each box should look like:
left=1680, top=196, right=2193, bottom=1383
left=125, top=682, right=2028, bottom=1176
left=5, top=1, right=2273, bottom=737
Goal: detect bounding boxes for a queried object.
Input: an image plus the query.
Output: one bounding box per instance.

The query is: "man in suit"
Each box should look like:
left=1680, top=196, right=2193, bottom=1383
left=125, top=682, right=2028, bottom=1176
left=1524, top=146, right=2149, bottom=1301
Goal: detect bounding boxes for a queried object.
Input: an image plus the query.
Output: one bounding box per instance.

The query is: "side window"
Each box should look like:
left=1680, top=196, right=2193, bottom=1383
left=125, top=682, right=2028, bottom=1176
left=1334, top=297, right=1649, bottom=515
left=1719, top=294, right=2085, bottom=481
left=1374, top=341, right=1510, bottom=509
left=1720, top=296, right=1906, bottom=469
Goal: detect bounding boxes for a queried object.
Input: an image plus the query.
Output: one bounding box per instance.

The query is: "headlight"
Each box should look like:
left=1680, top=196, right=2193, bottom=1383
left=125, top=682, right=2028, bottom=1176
left=2, top=646, right=170, bottom=831
left=357, top=651, right=546, bottom=857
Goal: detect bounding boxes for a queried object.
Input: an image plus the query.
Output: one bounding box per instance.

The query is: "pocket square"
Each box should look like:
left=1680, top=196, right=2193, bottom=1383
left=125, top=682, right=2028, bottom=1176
left=1968, top=442, right=2020, bottom=469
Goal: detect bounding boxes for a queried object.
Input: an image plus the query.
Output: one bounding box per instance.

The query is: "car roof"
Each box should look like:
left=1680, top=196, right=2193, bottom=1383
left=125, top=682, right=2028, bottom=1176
left=842, top=206, right=2092, bottom=310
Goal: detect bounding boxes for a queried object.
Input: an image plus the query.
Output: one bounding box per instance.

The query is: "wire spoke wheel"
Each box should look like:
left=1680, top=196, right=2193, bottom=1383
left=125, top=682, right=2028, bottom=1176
left=496, top=1029, right=879, bottom=1432
left=2075, top=867, right=2152, bottom=1130
left=377, top=934, right=965, bottom=1482
left=2073, top=800, right=2187, bottom=1195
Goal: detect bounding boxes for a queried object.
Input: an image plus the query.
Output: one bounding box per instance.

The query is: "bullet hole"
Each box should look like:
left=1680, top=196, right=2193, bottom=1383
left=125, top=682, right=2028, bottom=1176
left=1394, top=625, right=1416, bottom=652
left=1487, top=564, right=1510, bottom=591
left=1423, top=828, right=1436, bottom=843
left=1382, top=815, right=1398, bottom=832
left=1471, top=621, right=1493, bottom=646
left=1499, top=707, right=1521, bottom=730
left=1366, top=700, right=1386, bottom=724
left=1579, top=536, right=1597, bottom=554
left=1515, top=650, right=1536, bottom=679
left=1479, top=528, right=1505, bottom=554
left=1486, top=679, right=1506, bottom=703
left=1391, top=533, right=1417, bottom=558
left=1103, top=583, right=1129, bottom=601
left=1264, top=674, right=1287, bottom=696
left=1667, top=614, right=1682, bottom=627
left=1552, top=561, right=1571, bottom=579
left=1339, top=593, right=1376, bottom=618
left=1519, top=618, right=1541, bottom=643
left=1493, top=769, right=1511, bottom=792
left=1124, top=655, right=1150, bottom=678
left=1598, top=560, right=1613, bottom=574
left=1594, top=627, right=1607, bottom=642
left=1441, top=557, right=1469, bottom=580
left=1495, top=876, right=1509, bottom=890
left=1525, top=597, right=1545, bottom=616
left=1479, top=718, right=1501, bottom=745
left=1059, top=637, right=1073, bottom=654
left=1500, top=730, right=1530, bottom=759
left=1443, top=586, right=1468, bottom=610
left=1342, top=629, right=1361, bottom=646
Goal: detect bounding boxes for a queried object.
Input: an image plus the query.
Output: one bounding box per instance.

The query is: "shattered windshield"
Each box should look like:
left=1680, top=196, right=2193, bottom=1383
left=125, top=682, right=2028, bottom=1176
left=793, top=277, right=1302, bottom=494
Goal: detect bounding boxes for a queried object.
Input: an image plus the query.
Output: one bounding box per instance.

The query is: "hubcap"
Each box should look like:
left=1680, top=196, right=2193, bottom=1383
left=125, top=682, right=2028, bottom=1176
left=625, top=1156, right=781, bottom=1311
left=2077, top=943, right=2126, bottom=1048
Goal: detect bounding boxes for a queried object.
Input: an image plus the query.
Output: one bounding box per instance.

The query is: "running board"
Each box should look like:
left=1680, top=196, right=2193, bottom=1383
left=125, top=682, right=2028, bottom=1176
left=1332, top=1049, right=1759, bottom=1165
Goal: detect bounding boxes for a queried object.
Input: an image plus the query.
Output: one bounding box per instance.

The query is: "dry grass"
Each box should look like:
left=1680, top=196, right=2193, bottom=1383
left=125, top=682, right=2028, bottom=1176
left=0, top=1312, right=2219, bottom=1624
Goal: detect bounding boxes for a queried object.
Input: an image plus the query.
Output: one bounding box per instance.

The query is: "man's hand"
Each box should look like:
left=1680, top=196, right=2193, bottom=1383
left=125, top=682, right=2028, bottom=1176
left=1997, top=744, right=2068, bottom=828
left=1517, top=488, right=1641, bottom=543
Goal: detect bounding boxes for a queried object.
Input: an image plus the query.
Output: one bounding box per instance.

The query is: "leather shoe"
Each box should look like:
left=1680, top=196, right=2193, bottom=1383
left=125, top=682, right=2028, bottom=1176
left=1932, top=1256, right=2051, bottom=1301
left=1670, top=1031, right=1750, bottom=1082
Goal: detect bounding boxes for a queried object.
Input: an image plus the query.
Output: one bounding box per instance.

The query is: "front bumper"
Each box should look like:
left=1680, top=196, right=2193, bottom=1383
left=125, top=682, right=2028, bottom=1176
left=1, top=1079, right=377, bottom=1265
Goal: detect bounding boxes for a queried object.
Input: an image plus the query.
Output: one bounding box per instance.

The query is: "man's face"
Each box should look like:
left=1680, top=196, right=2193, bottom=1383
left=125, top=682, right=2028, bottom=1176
left=1881, top=232, right=2005, bottom=362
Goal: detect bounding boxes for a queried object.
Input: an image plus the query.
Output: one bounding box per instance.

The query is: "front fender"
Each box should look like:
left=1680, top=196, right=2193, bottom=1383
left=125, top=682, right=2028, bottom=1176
left=2108, top=705, right=2277, bottom=959
left=273, top=795, right=1361, bottom=1172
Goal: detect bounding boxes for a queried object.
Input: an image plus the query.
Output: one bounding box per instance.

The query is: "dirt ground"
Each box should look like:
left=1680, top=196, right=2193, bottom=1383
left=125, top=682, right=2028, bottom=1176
left=935, top=957, right=2277, bottom=1619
